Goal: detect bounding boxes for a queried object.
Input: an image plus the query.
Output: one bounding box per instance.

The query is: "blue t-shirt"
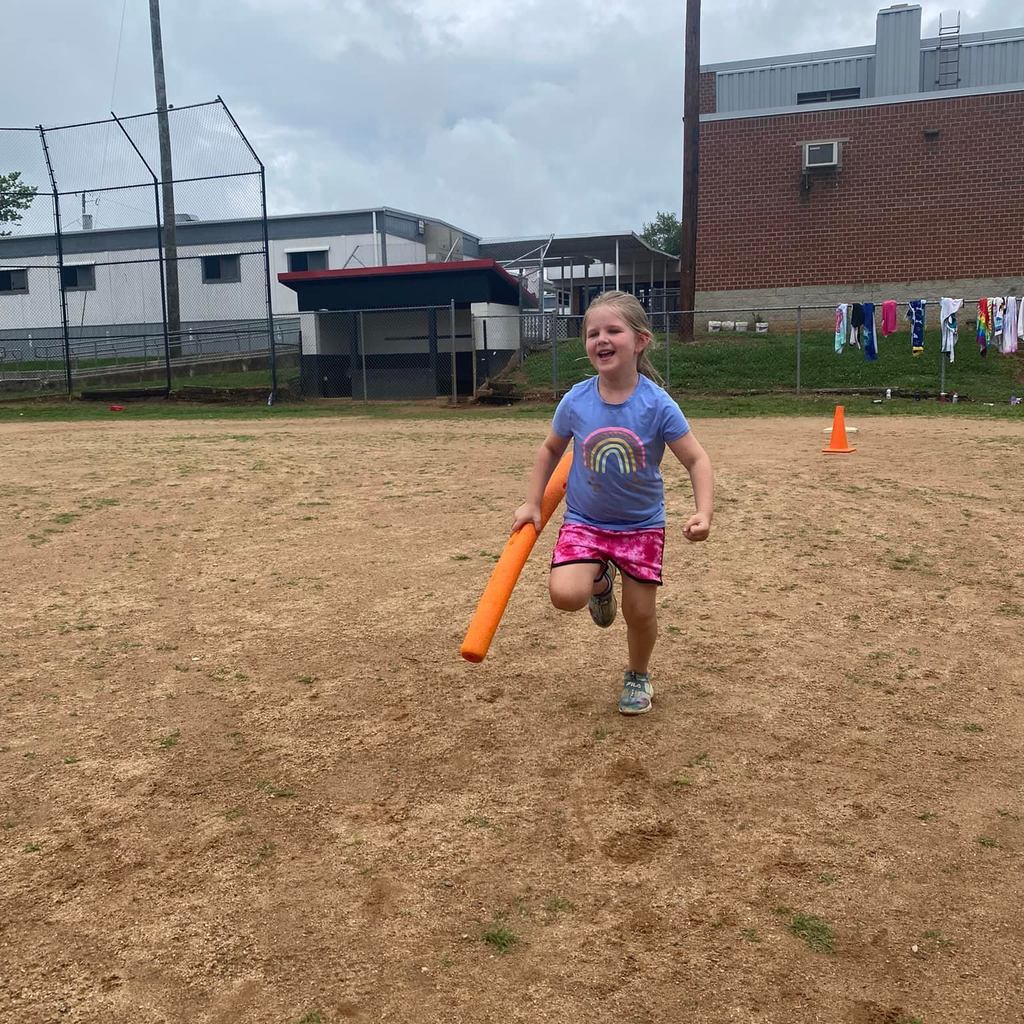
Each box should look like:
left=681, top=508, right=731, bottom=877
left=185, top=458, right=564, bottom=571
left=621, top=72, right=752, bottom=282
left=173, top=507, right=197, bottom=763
left=552, top=375, right=690, bottom=530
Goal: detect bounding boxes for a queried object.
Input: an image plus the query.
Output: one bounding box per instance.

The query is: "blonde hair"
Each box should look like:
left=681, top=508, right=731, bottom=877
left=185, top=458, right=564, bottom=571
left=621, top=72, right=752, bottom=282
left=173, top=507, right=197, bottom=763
left=582, top=290, right=664, bottom=385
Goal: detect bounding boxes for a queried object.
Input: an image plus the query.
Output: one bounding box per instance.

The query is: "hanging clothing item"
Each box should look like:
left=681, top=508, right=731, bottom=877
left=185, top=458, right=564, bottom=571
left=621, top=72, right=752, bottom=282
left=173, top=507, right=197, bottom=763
left=993, top=298, right=1006, bottom=350
left=977, top=298, right=991, bottom=356
left=905, top=300, right=925, bottom=356
left=1018, top=291, right=1024, bottom=341
left=1004, top=297, right=1019, bottom=354
left=834, top=303, right=849, bottom=353
left=881, top=300, right=898, bottom=336
left=940, top=297, right=963, bottom=364
left=850, top=303, right=864, bottom=349
left=862, top=302, right=878, bottom=361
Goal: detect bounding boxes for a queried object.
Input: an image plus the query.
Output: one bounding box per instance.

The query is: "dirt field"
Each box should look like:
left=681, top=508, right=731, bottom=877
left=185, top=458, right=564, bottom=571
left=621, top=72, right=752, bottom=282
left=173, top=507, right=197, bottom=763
left=2, top=411, right=1022, bottom=1024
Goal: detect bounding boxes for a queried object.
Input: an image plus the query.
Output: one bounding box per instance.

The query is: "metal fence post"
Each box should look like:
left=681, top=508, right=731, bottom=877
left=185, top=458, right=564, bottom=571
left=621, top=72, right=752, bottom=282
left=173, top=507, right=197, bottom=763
left=796, top=305, right=802, bottom=395
left=358, top=311, right=367, bottom=402
left=665, top=311, right=671, bottom=388
left=450, top=298, right=457, bottom=404
left=550, top=312, right=558, bottom=398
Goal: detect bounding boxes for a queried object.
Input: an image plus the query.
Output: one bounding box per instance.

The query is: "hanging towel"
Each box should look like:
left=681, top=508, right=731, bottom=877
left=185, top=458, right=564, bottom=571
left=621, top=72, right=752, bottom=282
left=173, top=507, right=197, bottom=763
left=993, top=298, right=1006, bottom=350
left=940, top=297, right=963, bottom=364
left=905, top=300, right=925, bottom=356
left=850, top=303, right=864, bottom=349
left=1004, top=297, right=1019, bottom=354
left=862, top=302, right=878, bottom=361
left=834, top=303, right=849, bottom=353
left=1018, top=291, right=1024, bottom=341
left=881, top=300, right=898, bottom=336
left=977, top=298, right=991, bottom=356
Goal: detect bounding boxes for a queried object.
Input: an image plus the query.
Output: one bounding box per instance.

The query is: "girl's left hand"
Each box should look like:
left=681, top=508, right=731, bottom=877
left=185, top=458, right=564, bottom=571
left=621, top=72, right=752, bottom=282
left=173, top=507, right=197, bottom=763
left=683, top=512, right=711, bottom=542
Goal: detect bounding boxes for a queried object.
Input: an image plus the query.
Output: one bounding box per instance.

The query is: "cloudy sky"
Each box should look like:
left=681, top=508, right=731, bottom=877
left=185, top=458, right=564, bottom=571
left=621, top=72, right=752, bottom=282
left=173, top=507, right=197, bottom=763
left=3, top=0, right=1020, bottom=239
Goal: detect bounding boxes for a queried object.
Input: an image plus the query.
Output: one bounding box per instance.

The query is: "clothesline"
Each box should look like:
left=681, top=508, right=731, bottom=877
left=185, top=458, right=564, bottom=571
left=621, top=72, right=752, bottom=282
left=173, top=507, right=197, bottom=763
left=833, top=296, right=1022, bottom=363
left=681, top=298, right=1014, bottom=314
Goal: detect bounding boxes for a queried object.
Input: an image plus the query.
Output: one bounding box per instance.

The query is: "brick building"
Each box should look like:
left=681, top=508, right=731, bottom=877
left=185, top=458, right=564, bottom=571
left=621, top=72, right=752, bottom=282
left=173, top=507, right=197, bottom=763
left=697, top=4, right=1024, bottom=309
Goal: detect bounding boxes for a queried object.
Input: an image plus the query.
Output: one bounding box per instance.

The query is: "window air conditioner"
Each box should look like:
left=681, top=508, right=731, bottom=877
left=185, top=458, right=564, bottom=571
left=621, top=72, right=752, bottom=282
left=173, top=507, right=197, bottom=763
left=803, top=141, right=839, bottom=169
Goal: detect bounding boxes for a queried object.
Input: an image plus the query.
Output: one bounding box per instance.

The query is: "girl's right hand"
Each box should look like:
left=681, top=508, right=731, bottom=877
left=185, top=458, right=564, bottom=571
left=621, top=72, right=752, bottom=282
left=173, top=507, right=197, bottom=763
left=511, top=502, right=542, bottom=534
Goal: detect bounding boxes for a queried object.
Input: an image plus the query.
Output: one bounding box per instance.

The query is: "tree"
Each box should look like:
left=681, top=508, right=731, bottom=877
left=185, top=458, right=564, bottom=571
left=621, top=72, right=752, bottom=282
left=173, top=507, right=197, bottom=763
left=640, top=211, right=681, bottom=257
left=0, top=171, right=38, bottom=236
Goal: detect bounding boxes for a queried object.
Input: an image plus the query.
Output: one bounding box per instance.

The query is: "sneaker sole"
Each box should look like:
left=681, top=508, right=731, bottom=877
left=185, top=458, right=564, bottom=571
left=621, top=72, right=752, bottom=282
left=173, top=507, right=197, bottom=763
left=618, top=701, right=653, bottom=716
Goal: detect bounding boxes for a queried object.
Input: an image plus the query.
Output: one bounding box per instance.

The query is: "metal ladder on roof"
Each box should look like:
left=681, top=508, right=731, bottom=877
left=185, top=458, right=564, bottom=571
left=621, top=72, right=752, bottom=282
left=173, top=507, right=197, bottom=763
left=935, top=10, right=961, bottom=88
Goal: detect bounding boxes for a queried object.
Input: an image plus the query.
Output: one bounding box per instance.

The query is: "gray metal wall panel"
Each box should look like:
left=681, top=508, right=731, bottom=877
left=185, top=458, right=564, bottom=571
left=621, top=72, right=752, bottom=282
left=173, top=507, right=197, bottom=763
left=715, top=56, right=873, bottom=112
left=920, top=37, right=1024, bottom=91
left=874, top=5, right=922, bottom=96
left=960, top=38, right=1024, bottom=87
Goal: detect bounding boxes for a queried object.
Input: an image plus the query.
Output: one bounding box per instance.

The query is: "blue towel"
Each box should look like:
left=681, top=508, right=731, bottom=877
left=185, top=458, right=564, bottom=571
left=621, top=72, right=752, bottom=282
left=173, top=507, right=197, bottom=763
left=906, top=300, right=925, bottom=356
left=862, top=302, right=878, bottom=361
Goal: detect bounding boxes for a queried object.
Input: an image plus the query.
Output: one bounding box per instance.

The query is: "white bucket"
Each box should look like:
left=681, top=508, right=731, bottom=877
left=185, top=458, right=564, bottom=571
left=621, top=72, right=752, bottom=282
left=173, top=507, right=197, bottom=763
left=708, top=320, right=722, bottom=332
left=755, top=322, right=769, bottom=333
left=721, top=320, right=735, bottom=331
left=734, top=321, right=749, bottom=332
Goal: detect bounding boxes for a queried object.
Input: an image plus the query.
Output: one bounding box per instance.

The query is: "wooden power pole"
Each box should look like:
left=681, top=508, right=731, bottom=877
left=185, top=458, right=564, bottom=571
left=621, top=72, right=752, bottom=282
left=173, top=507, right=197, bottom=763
left=149, top=0, right=181, bottom=356
left=679, top=0, right=701, bottom=342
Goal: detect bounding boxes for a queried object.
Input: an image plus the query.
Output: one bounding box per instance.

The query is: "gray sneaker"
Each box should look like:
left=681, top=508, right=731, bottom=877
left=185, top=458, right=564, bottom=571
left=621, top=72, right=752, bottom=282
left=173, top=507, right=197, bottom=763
left=618, top=670, right=653, bottom=715
left=588, top=562, right=617, bottom=628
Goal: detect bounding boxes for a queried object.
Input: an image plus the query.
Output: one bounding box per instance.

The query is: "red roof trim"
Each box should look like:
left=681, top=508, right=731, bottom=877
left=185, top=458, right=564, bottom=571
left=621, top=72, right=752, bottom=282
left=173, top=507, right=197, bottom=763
left=278, top=257, right=523, bottom=292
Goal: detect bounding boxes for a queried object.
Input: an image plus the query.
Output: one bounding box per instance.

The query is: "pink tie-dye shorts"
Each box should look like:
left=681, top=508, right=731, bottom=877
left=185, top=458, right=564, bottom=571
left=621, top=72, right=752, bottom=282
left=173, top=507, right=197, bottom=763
left=551, top=522, right=665, bottom=584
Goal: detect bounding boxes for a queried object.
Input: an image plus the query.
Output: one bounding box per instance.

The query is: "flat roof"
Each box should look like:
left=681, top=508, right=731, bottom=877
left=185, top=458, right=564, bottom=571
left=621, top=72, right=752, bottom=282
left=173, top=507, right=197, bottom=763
left=279, top=258, right=535, bottom=311
left=478, top=232, right=676, bottom=268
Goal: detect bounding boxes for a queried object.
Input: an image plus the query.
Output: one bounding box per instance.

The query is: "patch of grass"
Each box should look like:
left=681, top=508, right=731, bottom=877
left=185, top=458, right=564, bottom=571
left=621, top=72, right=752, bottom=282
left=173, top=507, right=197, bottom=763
left=817, top=872, right=837, bottom=886
left=158, top=729, right=180, bottom=749
left=593, top=726, right=608, bottom=741
left=52, top=512, right=79, bottom=525
left=62, top=756, right=79, bottom=764
left=258, top=780, right=296, bottom=798
left=977, top=836, right=1000, bottom=848
left=685, top=752, right=712, bottom=768
left=775, top=908, right=834, bottom=953
left=922, top=928, right=953, bottom=949
left=252, top=841, right=275, bottom=864
left=23, top=842, right=41, bottom=853
left=462, top=815, right=494, bottom=829
left=297, top=675, right=316, bottom=685
left=917, top=811, right=938, bottom=822
left=482, top=922, right=519, bottom=955
left=293, top=1012, right=323, bottom=1024
left=543, top=897, right=574, bottom=915
left=224, top=806, right=246, bottom=822
left=962, top=722, right=984, bottom=733
left=451, top=553, right=471, bottom=561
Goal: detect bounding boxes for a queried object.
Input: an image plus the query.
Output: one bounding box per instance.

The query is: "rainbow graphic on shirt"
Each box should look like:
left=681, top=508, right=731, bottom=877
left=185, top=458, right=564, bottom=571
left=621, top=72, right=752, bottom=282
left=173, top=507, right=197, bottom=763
left=583, top=427, right=647, bottom=475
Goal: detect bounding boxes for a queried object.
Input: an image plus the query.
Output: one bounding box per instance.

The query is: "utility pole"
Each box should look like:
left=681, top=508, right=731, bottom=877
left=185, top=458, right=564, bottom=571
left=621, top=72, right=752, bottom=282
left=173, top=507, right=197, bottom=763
left=679, top=0, right=701, bottom=342
left=149, top=0, right=181, bottom=355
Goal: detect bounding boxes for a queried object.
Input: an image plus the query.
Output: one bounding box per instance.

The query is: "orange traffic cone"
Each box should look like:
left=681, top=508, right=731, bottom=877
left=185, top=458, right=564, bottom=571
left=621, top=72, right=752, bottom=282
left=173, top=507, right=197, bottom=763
left=822, top=405, right=856, bottom=454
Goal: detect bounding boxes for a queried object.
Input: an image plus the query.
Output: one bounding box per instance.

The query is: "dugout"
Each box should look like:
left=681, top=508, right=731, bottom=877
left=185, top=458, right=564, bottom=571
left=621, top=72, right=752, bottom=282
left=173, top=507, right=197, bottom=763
left=280, top=259, right=534, bottom=399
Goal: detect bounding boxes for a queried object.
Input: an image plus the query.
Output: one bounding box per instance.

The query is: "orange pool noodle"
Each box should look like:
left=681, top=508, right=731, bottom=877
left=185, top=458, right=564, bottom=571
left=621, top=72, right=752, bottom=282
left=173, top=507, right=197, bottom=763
left=460, top=450, right=572, bottom=663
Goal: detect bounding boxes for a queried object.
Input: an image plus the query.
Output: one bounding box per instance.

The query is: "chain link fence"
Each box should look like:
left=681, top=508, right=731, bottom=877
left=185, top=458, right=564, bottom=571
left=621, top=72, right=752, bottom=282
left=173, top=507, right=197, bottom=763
left=292, top=298, right=1021, bottom=406
left=511, top=300, right=1023, bottom=406
left=0, top=99, right=286, bottom=403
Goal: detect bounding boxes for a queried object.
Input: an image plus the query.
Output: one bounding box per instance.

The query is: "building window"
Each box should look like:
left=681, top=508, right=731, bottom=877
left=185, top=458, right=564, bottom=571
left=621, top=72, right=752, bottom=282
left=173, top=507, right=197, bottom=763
left=797, top=87, right=861, bottom=104
left=202, top=254, right=241, bottom=283
left=61, top=265, right=96, bottom=291
left=0, top=269, right=28, bottom=293
left=287, top=250, right=328, bottom=272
